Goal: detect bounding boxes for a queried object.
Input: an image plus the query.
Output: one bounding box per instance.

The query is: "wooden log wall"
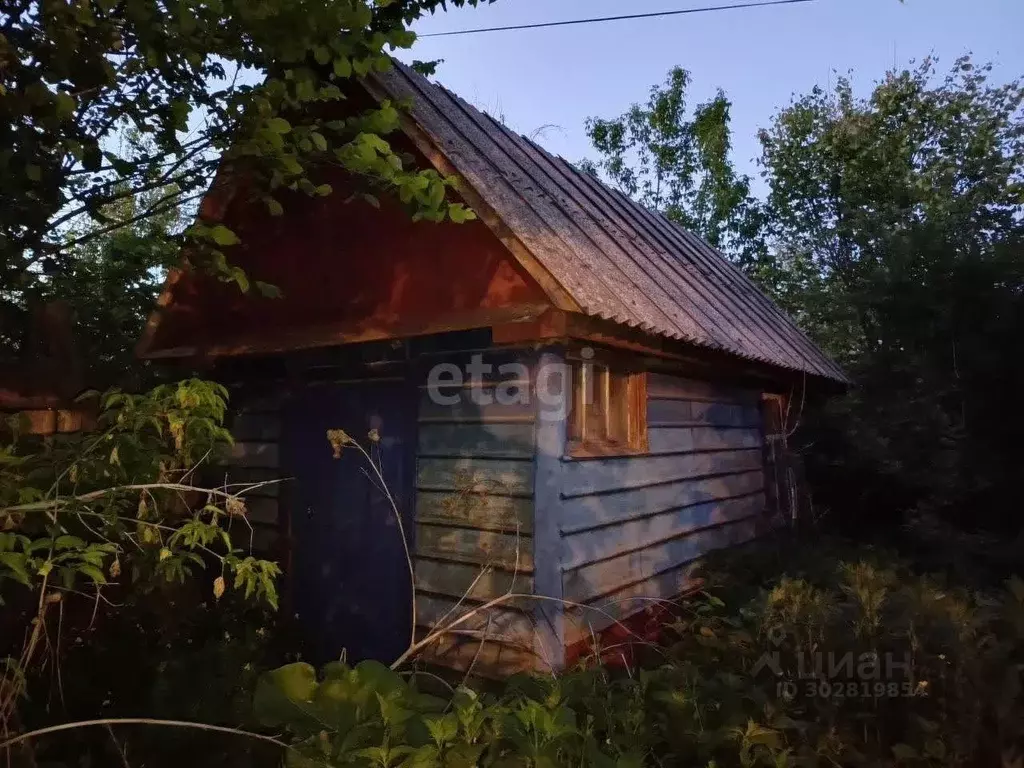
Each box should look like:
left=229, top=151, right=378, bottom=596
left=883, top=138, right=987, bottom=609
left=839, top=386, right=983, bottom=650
left=412, top=358, right=540, bottom=675
left=1, top=407, right=94, bottom=436
left=559, top=372, right=768, bottom=646
left=218, top=393, right=286, bottom=557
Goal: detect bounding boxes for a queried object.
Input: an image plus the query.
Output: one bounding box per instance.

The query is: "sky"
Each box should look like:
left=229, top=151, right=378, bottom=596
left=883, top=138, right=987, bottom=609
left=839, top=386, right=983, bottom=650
left=397, top=0, right=1024, bottom=196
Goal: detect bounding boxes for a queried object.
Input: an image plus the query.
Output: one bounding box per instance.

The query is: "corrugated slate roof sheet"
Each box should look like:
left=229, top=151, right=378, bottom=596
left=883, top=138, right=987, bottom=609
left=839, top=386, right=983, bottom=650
left=371, top=61, right=847, bottom=383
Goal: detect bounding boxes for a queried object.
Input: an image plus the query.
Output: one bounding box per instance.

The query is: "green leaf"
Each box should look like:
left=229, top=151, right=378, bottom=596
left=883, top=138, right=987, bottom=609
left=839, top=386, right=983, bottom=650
left=169, top=98, right=191, bottom=130
left=424, top=713, right=458, bottom=747
left=54, top=535, right=86, bottom=551
left=55, top=91, right=76, bottom=118
left=279, top=155, right=303, bottom=175
left=354, top=660, right=405, bottom=697
left=254, top=663, right=318, bottom=728
left=230, top=266, right=249, bottom=292
left=0, top=553, right=31, bottom=585
left=332, top=57, right=352, bottom=78
left=401, top=744, right=439, bottom=768
left=209, top=225, right=240, bottom=246
left=447, top=203, right=474, bottom=224
left=428, top=180, right=445, bottom=208
left=411, top=59, right=441, bottom=77
left=445, top=743, right=485, bottom=768
left=78, top=564, right=108, bottom=584
left=266, top=117, right=292, bottom=134
left=310, top=131, right=328, bottom=152
left=704, top=592, right=726, bottom=608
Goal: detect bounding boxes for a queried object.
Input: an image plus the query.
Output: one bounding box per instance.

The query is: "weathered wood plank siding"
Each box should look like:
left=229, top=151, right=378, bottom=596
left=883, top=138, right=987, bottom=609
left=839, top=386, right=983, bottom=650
left=560, top=372, right=768, bottom=644
left=413, top=357, right=538, bottom=673
left=220, top=393, right=285, bottom=555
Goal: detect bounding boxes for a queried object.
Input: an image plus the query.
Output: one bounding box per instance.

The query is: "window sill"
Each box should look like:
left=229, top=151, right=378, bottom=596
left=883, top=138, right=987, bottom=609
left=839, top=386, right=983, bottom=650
left=563, top=441, right=649, bottom=460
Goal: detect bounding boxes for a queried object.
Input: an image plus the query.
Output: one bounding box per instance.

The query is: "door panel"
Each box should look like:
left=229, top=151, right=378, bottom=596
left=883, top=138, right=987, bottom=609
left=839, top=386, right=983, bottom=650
left=282, top=379, right=416, bottom=664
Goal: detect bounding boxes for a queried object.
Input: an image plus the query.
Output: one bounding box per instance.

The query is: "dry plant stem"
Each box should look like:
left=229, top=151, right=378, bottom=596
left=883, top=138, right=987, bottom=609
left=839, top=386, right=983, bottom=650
left=433, top=566, right=493, bottom=630
left=1, top=481, right=283, bottom=516
left=784, top=371, right=807, bottom=440
left=398, top=669, right=455, bottom=695
left=461, top=613, right=494, bottom=685
left=42, top=427, right=117, bottom=502
left=391, top=592, right=659, bottom=671
left=105, top=724, right=131, bottom=768
left=351, top=441, right=417, bottom=646
left=35, top=509, right=248, bottom=571
left=386, top=498, right=665, bottom=671
left=0, top=718, right=297, bottom=757
left=345, top=432, right=667, bottom=673
left=1, top=559, right=54, bottom=726
left=434, top=518, right=524, bottom=668
left=430, top=526, right=518, bottom=632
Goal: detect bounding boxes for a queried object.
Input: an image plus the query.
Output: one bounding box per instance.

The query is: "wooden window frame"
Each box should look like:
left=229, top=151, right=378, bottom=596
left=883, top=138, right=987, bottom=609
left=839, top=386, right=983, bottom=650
left=566, top=353, right=648, bottom=458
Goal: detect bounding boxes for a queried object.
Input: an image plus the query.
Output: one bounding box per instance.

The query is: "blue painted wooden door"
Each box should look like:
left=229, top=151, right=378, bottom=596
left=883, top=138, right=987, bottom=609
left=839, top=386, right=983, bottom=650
left=283, top=379, right=416, bottom=665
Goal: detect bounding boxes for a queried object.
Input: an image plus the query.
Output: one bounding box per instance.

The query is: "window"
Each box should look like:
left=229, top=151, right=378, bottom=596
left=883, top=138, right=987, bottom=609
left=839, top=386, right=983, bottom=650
left=567, top=358, right=647, bottom=456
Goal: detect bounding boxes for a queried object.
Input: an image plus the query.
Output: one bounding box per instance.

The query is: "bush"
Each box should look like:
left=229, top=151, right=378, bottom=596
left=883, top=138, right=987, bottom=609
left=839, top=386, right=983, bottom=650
left=0, top=380, right=283, bottom=765
left=258, top=537, right=1024, bottom=767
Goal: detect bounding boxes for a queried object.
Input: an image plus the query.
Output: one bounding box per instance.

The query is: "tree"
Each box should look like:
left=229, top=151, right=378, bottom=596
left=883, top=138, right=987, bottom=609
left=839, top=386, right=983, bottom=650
left=1, top=0, right=488, bottom=372
left=39, top=179, right=183, bottom=386
left=758, top=57, right=1024, bottom=530
left=0, top=1, right=495, bottom=756
left=586, top=57, right=1024, bottom=531
left=582, top=66, right=765, bottom=269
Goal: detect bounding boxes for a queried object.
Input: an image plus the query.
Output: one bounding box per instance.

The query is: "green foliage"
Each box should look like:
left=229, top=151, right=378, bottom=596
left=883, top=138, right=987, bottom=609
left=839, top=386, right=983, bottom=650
left=1, top=0, right=490, bottom=371
left=757, top=56, right=1024, bottom=530
left=4, top=169, right=183, bottom=382
left=18, top=585, right=282, bottom=768
left=664, top=539, right=1024, bottom=766
left=588, top=56, right=1024, bottom=533
left=0, top=379, right=280, bottom=604
left=583, top=66, right=765, bottom=267
left=0, top=378, right=280, bottom=724
left=255, top=659, right=622, bottom=768
left=256, top=538, right=1024, bottom=767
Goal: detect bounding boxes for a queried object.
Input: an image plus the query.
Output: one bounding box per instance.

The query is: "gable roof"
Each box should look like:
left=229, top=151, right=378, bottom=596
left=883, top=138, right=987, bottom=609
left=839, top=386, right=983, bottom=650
left=366, top=61, right=847, bottom=384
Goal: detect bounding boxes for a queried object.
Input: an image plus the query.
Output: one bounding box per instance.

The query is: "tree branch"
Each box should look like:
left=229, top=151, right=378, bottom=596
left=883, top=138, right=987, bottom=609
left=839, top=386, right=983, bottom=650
left=58, top=189, right=205, bottom=253
left=1, top=481, right=283, bottom=516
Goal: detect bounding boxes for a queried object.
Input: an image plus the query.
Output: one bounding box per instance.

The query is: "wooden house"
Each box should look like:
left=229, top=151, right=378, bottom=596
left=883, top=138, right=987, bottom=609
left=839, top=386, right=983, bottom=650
left=2, top=300, right=94, bottom=436
left=138, top=61, right=847, bottom=675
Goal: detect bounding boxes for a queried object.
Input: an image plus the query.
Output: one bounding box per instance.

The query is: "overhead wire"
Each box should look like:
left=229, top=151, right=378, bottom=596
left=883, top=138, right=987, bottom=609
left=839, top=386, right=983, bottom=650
left=419, top=0, right=815, bottom=38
